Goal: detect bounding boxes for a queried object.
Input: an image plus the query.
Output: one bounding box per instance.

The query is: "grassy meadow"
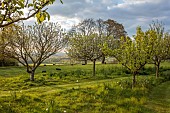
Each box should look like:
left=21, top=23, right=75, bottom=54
left=0, top=62, right=170, bottom=113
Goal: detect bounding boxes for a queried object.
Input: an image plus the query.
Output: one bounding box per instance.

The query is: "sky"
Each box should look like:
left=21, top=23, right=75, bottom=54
left=25, top=0, right=170, bottom=37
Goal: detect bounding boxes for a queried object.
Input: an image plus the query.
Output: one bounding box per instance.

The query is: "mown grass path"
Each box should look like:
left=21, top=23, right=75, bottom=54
left=146, top=81, right=170, bottom=113
left=0, top=78, right=123, bottom=97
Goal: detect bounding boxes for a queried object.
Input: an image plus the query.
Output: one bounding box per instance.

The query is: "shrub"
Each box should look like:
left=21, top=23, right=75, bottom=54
left=161, top=70, right=170, bottom=81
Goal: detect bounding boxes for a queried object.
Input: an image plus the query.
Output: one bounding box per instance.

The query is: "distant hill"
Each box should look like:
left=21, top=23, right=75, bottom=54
left=43, top=52, right=69, bottom=64
left=54, top=52, right=67, bottom=57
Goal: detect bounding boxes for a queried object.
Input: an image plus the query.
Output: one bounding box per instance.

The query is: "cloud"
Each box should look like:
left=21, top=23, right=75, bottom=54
left=113, top=0, right=170, bottom=35
left=49, top=15, right=80, bottom=30
left=25, top=0, right=170, bottom=37
left=85, top=0, right=94, bottom=4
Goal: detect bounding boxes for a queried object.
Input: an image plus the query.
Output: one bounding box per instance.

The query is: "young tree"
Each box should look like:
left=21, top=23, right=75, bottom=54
left=104, top=27, right=154, bottom=88
left=4, top=22, right=68, bottom=81
left=164, top=33, right=170, bottom=60
left=0, top=0, right=63, bottom=27
left=149, top=21, right=169, bottom=78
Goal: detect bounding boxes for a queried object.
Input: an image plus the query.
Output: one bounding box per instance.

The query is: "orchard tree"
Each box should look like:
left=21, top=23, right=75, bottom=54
left=0, top=0, right=63, bottom=27
left=68, top=18, right=96, bottom=64
left=164, top=33, right=170, bottom=60
left=88, top=34, right=103, bottom=76
left=4, top=22, right=68, bottom=81
left=104, top=27, right=154, bottom=88
left=67, top=33, right=103, bottom=76
left=67, top=34, right=89, bottom=65
left=68, top=18, right=127, bottom=64
left=149, top=21, right=170, bottom=78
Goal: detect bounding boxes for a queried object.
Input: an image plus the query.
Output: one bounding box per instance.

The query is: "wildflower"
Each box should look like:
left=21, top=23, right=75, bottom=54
left=46, top=108, right=48, bottom=111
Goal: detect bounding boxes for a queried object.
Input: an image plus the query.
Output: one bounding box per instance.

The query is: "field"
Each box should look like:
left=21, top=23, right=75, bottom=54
left=0, top=62, right=170, bottom=113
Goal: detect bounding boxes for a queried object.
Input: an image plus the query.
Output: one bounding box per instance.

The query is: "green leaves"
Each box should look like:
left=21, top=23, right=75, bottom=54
left=106, top=27, right=153, bottom=75
left=1, top=2, right=5, bottom=8
left=18, top=1, right=24, bottom=8
left=28, top=3, right=33, bottom=8
left=0, top=0, right=64, bottom=27
left=36, top=11, right=51, bottom=24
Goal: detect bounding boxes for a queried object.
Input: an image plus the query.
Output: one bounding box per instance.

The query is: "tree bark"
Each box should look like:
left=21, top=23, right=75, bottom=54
left=84, top=60, right=87, bottom=65
left=101, top=55, right=105, bottom=64
left=30, top=71, right=35, bottom=81
left=93, top=59, right=96, bottom=76
left=132, top=72, right=137, bottom=89
left=2, top=59, right=5, bottom=66
left=155, top=62, right=160, bottom=79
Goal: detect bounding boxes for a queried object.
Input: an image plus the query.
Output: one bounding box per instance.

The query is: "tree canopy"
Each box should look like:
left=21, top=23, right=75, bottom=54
left=103, top=27, right=157, bottom=88
left=148, top=21, right=170, bottom=78
left=4, top=22, right=68, bottom=81
left=68, top=18, right=127, bottom=64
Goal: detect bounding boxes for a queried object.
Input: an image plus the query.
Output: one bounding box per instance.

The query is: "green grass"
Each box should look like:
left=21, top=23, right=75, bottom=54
left=145, top=81, right=170, bottom=113
left=0, top=66, right=26, bottom=76
left=0, top=77, right=152, bottom=113
left=0, top=64, right=128, bottom=91
left=0, top=62, right=170, bottom=112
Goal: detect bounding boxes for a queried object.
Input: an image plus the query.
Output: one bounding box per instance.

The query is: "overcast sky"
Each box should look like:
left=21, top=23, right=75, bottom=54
left=25, top=0, right=170, bottom=37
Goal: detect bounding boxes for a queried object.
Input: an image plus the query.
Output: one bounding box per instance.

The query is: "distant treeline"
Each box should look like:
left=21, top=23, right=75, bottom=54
left=0, top=59, right=18, bottom=66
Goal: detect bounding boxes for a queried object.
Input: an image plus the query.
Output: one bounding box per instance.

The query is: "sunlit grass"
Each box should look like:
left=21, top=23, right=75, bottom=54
left=0, top=62, right=169, bottom=112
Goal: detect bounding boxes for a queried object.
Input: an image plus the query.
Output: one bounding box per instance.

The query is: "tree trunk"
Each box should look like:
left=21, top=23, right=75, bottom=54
left=93, top=59, right=96, bottom=76
left=2, top=59, right=5, bottom=66
left=30, top=71, right=35, bottom=81
left=101, top=55, right=105, bottom=64
left=155, top=62, right=160, bottom=79
left=84, top=60, right=87, bottom=65
left=132, top=72, right=137, bottom=89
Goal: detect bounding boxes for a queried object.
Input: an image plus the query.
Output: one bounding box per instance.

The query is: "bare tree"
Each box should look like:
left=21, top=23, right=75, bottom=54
left=5, top=22, right=68, bottom=81
left=76, top=18, right=96, bottom=36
